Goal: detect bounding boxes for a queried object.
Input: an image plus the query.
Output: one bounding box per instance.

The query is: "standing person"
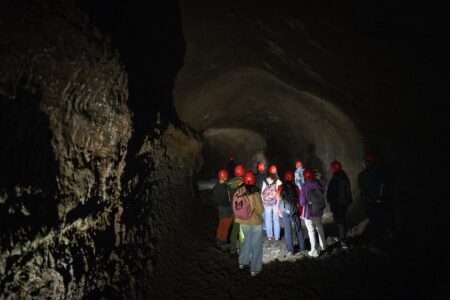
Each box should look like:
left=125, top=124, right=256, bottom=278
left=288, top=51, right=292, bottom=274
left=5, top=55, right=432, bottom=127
left=261, top=165, right=282, bottom=241
left=327, top=161, right=352, bottom=249
left=227, top=156, right=236, bottom=179
left=255, top=162, right=267, bottom=230
left=213, top=169, right=233, bottom=250
left=358, top=154, right=392, bottom=249
left=278, top=171, right=306, bottom=255
left=294, top=160, right=305, bottom=190
left=300, top=169, right=327, bottom=257
left=228, top=164, right=245, bottom=254
left=236, top=171, right=265, bottom=276
left=255, top=162, right=267, bottom=193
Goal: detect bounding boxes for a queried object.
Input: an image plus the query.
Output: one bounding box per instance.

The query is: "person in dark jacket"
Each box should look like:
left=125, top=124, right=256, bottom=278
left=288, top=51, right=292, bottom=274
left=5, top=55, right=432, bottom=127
left=327, top=161, right=352, bottom=249
left=213, top=169, right=233, bottom=250
left=278, top=171, right=306, bottom=255
left=358, top=153, right=393, bottom=249
left=255, top=162, right=267, bottom=193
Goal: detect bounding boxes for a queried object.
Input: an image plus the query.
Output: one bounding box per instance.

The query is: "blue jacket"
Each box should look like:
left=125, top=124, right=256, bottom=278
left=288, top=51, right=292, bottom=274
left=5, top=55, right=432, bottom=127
left=294, top=167, right=305, bottom=189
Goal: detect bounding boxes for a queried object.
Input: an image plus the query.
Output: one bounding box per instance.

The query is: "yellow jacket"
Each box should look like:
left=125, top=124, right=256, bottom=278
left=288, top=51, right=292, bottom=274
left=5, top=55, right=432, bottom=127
left=236, top=192, right=265, bottom=225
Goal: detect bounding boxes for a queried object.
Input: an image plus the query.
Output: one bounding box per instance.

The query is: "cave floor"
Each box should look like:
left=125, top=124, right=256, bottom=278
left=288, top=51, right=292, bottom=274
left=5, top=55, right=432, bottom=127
left=147, top=194, right=413, bottom=299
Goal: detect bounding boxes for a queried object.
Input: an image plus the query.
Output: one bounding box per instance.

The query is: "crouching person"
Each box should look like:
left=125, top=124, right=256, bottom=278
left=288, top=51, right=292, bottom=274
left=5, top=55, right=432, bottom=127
left=300, top=169, right=327, bottom=257
left=234, top=171, right=265, bottom=276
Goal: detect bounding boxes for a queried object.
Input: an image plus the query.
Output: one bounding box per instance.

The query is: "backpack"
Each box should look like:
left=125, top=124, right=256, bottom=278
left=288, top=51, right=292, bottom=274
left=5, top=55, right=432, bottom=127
left=307, top=188, right=326, bottom=214
left=232, top=187, right=253, bottom=220
left=280, top=184, right=298, bottom=214
left=262, top=179, right=277, bottom=206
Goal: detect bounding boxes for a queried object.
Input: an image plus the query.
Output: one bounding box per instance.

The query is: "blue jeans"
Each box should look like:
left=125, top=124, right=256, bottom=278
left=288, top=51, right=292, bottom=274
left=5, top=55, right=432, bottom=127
left=264, top=205, right=280, bottom=239
left=239, top=224, right=263, bottom=273
left=282, top=211, right=305, bottom=252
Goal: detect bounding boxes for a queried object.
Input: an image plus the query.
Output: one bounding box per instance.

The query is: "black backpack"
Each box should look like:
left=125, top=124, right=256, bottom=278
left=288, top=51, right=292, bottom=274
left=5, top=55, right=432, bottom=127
left=308, top=188, right=326, bottom=214
left=280, top=184, right=298, bottom=213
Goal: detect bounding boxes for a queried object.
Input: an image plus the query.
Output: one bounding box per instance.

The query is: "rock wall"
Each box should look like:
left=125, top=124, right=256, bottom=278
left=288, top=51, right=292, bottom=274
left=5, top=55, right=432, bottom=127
left=0, top=1, right=202, bottom=298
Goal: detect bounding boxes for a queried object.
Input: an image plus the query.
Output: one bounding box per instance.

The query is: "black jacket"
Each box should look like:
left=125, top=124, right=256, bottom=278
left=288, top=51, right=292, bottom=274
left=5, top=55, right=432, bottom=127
left=327, top=170, right=352, bottom=209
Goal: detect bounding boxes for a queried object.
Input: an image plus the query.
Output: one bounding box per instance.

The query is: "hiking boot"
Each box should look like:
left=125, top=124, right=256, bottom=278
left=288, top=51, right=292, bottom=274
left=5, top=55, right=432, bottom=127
left=286, top=251, right=293, bottom=257
left=251, top=271, right=260, bottom=277
left=308, top=250, right=319, bottom=258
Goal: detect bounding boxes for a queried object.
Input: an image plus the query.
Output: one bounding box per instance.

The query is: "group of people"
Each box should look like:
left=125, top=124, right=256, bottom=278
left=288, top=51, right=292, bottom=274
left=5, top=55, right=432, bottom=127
left=212, top=154, right=390, bottom=276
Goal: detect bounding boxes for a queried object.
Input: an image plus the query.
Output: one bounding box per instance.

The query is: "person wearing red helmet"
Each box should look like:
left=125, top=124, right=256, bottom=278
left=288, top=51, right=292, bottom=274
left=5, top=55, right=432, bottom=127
left=327, top=161, right=352, bottom=249
left=255, top=162, right=267, bottom=193
left=213, top=170, right=233, bottom=250
left=261, top=165, right=282, bottom=241
left=294, top=160, right=305, bottom=190
left=255, top=162, right=267, bottom=231
left=227, top=164, right=246, bottom=255
left=277, top=170, right=306, bottom=255
left=235, top=171, right=265, bottom=276
left=300, top=168, right=327, bottom=257
left=358, top=153, right=392, bottom=249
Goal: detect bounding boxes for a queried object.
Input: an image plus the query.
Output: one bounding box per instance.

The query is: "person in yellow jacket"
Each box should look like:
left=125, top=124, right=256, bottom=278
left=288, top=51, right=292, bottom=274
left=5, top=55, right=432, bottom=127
left=236, top=171, right=265, bottom=276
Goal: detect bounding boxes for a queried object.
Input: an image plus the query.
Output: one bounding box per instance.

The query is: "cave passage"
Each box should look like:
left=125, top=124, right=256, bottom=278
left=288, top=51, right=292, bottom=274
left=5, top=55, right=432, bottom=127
left=1, top=0, right=447, bottom=298
left=175, top=67, right=366, bottom=223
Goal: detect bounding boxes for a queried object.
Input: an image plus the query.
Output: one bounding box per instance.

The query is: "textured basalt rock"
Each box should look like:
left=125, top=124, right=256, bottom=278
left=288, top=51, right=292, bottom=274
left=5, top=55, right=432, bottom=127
left=0, top=1, right=202, bottom=298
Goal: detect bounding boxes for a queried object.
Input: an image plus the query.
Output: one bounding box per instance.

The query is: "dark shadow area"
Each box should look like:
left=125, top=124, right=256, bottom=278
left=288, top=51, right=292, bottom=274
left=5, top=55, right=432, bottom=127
left=79, top=0, right=186, bottom=185
left=0, top=87, right=58, bottom=248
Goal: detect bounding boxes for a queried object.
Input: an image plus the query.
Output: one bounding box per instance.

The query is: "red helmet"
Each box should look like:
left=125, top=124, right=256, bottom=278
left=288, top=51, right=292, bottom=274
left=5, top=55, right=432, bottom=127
left=229, top=156, right=235, bottom=161
left=218, top=169, right=229, bottom=180
left=295, top=160, right=303, bottom=169
left=234, top=164, right=245, bottom=177
left=268, top=165, right=278, bottom=174
left=284, top=171, right=295, bottom=181
left=257, top=162, right=265, bottom=172
left=244, top=171, right=256, bottom=185
left=303, top=169, right=313, bottom=181
left=330, top=160, right=342, bottom=171
left=365, top=153, right=375, bottom=162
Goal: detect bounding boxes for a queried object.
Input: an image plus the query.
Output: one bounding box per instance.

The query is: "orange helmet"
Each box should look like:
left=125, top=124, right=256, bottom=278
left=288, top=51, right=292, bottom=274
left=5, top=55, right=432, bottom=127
left=244, top=171, right=256, bottom=185
left=284, top=171, right=295, bottom=181
left=268, top=165, right=278, bottom=174
left=330, top=160, right=342, bottom=171
left=303, top=169, right=313, bottom=181
left=257, top=162, right=265, bottom=172
left=218, top=169, right=229, bottom=180
left=234, top=164, right=245, bottom=177
left=295, top=160, right=303, bottom=169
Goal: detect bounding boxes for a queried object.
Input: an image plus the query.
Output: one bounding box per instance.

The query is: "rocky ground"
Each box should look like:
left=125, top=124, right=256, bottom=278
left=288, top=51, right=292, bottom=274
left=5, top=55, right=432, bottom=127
left=146, top=190, right=416, bottom=299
